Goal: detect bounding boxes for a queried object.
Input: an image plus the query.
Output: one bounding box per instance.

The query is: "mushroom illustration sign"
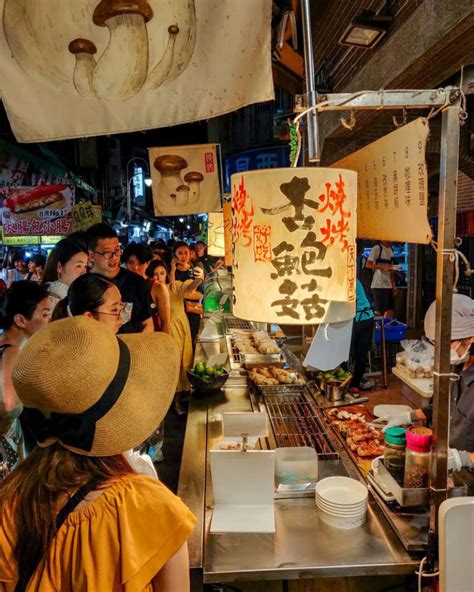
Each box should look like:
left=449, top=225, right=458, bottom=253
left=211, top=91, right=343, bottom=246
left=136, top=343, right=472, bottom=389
left=148, top=144, right=221, bottom=216
left=0, top=0, right=274, bottom=142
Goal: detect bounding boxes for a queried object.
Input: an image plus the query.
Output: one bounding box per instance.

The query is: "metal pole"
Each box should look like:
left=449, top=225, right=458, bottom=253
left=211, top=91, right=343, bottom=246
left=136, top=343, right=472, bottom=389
left=300, top=0, right=320, bottom=162
left=429, top=103, right=461, bottom=538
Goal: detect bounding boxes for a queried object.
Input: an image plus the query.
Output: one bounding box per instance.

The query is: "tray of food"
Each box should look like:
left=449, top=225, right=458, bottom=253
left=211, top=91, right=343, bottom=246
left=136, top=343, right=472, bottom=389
left=248, top=366, right=306, bottom=391
left=229, top=330, right=284, bottom=367
left=326, top=406, right=384, bottom=475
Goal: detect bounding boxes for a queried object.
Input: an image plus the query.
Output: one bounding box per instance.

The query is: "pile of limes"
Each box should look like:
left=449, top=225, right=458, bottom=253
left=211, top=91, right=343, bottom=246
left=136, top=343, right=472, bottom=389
left=315, top=367, right=351, bottom=383
left=190, top=361, right=227, bottom=380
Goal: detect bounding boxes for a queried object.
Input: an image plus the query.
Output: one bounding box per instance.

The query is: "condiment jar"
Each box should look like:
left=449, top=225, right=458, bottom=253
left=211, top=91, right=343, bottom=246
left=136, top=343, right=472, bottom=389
left=383, top=427, right=406, bottom=485
left=403, top=426, right=432, bottom=489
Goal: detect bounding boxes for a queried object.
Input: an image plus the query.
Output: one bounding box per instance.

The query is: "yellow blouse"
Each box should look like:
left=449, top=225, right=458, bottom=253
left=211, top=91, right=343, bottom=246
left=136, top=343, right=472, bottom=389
left=0, top=474, right=195, bottom=591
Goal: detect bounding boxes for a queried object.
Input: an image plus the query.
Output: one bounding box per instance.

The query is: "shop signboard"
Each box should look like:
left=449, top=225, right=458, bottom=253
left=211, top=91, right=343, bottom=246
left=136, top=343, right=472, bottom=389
left=149, top=144, right=221, bottom=216
left=224, top=146, right=290, bottom=192
left=70, top=201, right=102, bottom=232
left=1, top=185, right=73, bottom=237
left=231, top=168, right=357, bottom=325
left=333, top=117, right=432, bottom=244
left=1, top=230, right=39, bottom=246
left=0, top=0, right=273, bottom=143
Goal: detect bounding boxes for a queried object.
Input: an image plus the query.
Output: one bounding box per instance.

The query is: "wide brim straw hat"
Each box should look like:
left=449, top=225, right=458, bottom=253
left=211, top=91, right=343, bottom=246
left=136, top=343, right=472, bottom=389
left=12, top=316, right=180, bottom=457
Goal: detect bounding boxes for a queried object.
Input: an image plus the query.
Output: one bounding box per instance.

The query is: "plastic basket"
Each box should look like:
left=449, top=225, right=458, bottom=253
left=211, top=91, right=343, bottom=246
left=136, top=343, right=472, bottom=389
left=375, top=319, right=407, bottom=343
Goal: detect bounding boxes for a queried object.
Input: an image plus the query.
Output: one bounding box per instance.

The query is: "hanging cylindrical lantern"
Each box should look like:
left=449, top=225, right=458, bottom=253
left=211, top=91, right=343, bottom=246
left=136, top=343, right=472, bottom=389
left=223, top=200, right=233, bottom=266
left=231, top=168, right=357, bottom=324
left=207, top=211, right=225, bottom=257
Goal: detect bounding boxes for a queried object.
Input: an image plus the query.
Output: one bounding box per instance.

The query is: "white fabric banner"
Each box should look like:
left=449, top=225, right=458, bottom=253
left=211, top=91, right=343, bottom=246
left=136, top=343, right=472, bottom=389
left=148, top=143, right=221, bottom=216
left=0, top=0, right=274, bottom=142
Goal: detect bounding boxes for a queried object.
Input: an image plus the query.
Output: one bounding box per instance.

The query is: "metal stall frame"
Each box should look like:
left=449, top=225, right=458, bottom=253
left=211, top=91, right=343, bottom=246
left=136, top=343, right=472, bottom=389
left=300, top=0, right=464, bottom=566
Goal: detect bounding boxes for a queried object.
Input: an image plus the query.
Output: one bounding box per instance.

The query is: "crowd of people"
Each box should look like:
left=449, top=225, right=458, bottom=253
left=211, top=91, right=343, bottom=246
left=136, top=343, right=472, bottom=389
left=0, top=223, right=225, bottom=590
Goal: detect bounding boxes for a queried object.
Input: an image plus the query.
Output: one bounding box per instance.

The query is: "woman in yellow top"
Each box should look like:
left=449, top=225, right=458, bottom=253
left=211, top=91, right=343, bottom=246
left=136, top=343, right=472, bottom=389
left=149, top=261, right=203, bottom=413
left=0, top=316, right=195, bottom=591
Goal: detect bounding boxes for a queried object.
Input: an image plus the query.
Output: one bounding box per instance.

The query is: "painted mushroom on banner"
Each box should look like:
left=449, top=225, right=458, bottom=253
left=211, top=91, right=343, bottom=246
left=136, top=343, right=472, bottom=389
left=231, top=168, right=357, bottom=325
left=149, top=144, right=221, bottom=216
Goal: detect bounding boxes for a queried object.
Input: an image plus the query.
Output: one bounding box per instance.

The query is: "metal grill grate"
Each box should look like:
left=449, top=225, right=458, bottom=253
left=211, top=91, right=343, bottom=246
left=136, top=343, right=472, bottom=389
left=262, top=389, right=339, bottom=459
left=227, top=336, right=242, bottom=364
left=225, top=318, right=255, bottom=331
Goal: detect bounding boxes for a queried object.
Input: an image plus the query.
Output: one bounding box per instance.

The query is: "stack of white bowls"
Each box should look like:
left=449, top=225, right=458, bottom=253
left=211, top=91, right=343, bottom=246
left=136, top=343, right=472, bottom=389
left=315, top=476, right=368, bottom=529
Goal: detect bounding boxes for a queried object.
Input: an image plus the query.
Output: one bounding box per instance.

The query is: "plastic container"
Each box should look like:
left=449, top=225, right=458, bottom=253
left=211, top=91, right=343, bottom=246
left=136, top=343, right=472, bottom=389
left=275, top=447, right=318, bottom=486
left=403, top=426, right=432, bottom=489
left=375, top=319, right=407, bottom=343
left=384, top=427, right=406, bottom=485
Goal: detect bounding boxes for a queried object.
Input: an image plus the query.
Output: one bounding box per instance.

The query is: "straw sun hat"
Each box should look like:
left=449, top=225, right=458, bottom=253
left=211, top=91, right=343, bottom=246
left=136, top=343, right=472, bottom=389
left=12, top=316, right=180, bottom=456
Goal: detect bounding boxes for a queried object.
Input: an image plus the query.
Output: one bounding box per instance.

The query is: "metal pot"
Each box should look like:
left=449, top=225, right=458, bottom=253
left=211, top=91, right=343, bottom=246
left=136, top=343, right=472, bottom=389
left=325, top=380, right=345, bottom=402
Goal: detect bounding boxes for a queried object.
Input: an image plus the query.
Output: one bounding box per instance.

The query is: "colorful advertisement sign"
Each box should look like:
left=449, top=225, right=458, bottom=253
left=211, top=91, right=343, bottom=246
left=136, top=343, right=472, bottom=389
left=70, top=201, right=102, bottom=232
left=1, top=185, right=73, bottom=236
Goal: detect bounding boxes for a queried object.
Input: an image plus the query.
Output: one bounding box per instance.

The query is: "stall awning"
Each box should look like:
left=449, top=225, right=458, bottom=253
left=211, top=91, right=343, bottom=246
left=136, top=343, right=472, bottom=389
left=0, top=140, right=96, bottom=195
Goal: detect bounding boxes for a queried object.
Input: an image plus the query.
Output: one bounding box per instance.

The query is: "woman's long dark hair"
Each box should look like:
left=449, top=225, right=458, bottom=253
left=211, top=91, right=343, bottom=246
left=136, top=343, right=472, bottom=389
left=0, top=281, right=49, bottom=330
left=52, top=273, right=115, bottom=321
left=146, top=260, right=169, bottom=283
left=0, top=444, right=132, bottom=582
left=42, top=239, right=87, bottom=284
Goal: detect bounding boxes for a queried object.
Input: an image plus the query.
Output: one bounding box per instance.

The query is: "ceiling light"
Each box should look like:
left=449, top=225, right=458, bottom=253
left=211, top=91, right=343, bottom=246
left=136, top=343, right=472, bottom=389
left=339, top=11, right=392, bottom=49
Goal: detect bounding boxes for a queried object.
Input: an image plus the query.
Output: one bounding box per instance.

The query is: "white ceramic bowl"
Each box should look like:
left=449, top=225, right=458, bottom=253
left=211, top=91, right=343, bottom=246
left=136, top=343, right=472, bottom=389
left=316, top=476, right=368, bottom=506
left=318, top=506, right=367, bottom=529
left=316, top=498, right=367, bottom=516
left=316, top=493, right=367, bottom=511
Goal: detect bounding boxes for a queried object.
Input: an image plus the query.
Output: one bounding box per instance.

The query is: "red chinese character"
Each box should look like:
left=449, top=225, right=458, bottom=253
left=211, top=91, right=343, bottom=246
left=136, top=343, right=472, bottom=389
left=233, top=177, right=254, bottom=248
left=318, top=174, right=351, bottom=252
left=204, top=152, right=215, bottom=173
left=253, top=225, right=272, bottom=262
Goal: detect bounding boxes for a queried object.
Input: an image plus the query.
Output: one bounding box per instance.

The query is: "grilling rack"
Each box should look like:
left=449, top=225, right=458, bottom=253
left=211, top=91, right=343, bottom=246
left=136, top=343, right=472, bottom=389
left=225, top=334, right=243, bottom=369
left=261, top=387, right=339, bottom=460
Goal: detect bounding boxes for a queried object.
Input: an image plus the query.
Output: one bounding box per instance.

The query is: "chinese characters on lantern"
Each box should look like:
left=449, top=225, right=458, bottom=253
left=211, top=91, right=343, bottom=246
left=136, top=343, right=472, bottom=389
left=231, top=168, right=357, bottom=324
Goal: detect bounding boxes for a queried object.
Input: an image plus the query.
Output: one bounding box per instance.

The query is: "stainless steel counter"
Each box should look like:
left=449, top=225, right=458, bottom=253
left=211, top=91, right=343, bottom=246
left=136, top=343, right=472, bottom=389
left=177, top=316, right=420, bottom=583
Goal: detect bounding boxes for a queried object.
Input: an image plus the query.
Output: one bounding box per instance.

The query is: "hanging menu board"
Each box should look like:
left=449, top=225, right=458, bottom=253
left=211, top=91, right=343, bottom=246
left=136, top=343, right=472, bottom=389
left=333, top=117, right=432, bottom=244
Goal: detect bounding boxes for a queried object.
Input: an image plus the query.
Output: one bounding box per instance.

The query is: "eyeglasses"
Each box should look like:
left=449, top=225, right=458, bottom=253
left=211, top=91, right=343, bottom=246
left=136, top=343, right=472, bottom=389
left=94, top=248, right=122, bottom=260
left=93, top=303, right=128, bottom=321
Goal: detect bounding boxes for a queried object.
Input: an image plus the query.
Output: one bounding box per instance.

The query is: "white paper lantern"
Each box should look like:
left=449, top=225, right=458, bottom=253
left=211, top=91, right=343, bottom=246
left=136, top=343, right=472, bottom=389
left=223, top=201, right=233, bottom=266
left=231, top=168, right=357, bottom=324
left=207, top=211, right=225, bottom=257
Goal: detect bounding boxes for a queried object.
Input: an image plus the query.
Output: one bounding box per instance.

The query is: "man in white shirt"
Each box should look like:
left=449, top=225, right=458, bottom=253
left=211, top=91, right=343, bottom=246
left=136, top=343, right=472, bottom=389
left=366, top=241, right=397, bottom=318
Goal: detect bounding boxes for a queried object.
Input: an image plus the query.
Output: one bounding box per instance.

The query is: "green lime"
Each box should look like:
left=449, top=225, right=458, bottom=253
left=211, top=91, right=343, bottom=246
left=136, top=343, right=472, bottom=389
left=206, top=366, right=216, bottom=376
left=195, top=362, right=206, bottom=375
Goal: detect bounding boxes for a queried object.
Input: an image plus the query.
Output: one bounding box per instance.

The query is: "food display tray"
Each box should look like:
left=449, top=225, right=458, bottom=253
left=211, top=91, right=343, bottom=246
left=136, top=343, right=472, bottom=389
left=322, top=406, right=380, bottom=477
left=242, top=352, right=285, bottom=368
left=255, top=371, right=307, bottom=393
